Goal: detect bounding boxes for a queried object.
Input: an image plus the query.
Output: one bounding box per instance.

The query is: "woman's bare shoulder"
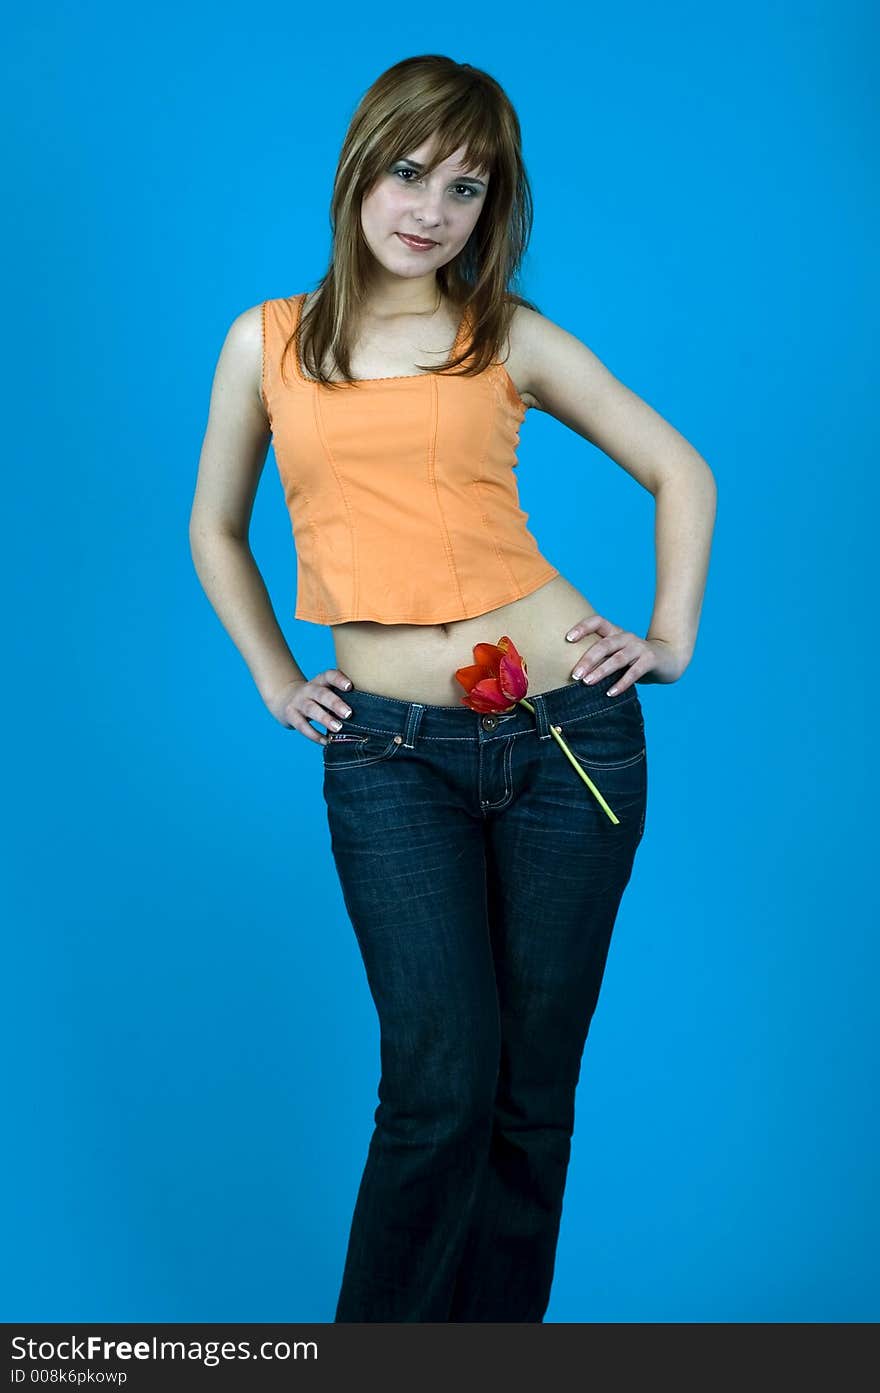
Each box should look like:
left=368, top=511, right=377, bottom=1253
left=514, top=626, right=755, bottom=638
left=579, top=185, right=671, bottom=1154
left=214, top=302, right=267, bottom=405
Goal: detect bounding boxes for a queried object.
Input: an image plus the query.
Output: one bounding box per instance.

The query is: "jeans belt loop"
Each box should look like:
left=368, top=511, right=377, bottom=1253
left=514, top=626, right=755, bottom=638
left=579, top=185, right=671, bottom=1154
left=531, top=692, right=552, bottom=741
left=403, top=702, right=425, bottom=749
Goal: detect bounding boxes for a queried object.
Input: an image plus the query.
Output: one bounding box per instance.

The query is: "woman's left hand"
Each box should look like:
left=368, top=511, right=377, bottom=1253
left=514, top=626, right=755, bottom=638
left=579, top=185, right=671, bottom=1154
left=565, top=614, right=688, bottom=694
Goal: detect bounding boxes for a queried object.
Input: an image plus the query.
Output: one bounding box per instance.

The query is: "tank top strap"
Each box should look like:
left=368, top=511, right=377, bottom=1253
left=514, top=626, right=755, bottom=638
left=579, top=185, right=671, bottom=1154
left=261, top=295, right=307, bottom=423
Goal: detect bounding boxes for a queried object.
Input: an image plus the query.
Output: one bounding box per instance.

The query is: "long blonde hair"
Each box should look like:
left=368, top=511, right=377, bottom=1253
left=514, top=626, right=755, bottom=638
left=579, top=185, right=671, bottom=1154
left=281, top=54, right=540, bottom=391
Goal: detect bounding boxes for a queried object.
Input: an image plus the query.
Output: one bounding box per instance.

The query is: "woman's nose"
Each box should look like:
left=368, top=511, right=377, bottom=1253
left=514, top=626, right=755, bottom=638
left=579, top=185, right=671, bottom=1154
left=412, top=193, right=443, bottom=226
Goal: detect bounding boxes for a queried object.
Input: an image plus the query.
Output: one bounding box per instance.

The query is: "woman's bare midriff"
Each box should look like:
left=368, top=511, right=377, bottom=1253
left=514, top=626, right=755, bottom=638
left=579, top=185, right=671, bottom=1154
left=330, top=574, right=603, bottom=705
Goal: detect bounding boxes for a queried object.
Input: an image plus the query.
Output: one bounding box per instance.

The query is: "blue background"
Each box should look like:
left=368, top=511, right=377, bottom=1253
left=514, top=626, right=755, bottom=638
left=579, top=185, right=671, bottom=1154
left=4, top=0, right=877, bottom=1322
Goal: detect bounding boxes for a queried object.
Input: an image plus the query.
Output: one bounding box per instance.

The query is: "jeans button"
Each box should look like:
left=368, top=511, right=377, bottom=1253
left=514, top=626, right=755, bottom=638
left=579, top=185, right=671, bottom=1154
left=481, top=715, right=498, bottom=731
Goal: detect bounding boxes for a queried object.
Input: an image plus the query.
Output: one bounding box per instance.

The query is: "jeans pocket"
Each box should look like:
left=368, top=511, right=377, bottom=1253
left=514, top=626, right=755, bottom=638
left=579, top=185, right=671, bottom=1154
left=560, top=694, right=646, bottom=770
left=322, top=727, right=403, bottom=770
left=552, top=697, right=647, bottom=835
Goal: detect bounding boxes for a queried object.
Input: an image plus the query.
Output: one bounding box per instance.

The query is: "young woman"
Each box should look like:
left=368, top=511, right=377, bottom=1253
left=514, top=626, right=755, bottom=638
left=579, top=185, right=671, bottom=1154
left=189, top=55, right=716, bottom=1322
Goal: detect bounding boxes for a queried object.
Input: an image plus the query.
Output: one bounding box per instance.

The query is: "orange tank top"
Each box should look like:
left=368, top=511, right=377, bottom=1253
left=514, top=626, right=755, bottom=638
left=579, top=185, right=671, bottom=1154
left=260, top=292, right=560, bottom=625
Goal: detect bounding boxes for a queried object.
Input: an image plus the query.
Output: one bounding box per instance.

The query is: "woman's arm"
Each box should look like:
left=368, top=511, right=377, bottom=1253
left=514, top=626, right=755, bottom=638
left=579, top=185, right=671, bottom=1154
left=512, top=306, right=717, bottom=670
left=188, top=305, right=307, bottom=704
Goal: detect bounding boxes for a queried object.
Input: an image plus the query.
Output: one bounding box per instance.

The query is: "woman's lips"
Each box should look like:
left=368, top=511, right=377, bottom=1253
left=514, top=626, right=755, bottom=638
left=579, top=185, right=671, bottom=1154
left=396, top=232, right=438, bottom=251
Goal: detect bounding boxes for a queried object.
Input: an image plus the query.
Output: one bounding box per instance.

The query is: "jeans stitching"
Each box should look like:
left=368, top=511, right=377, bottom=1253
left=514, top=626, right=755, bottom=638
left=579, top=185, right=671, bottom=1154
left=337, top=692, right=638, bottom=743
left=480, top=736, right=515, bottom=810
left=550, top=691, right=639, bottom=733
left=569, top=746, right=647, bottom=771
left=322, top=735, right=402, bottom=769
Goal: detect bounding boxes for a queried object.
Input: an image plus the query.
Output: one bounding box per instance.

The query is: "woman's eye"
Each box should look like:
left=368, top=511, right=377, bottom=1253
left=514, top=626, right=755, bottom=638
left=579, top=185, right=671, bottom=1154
left=392, top=168, right=476, bottom=199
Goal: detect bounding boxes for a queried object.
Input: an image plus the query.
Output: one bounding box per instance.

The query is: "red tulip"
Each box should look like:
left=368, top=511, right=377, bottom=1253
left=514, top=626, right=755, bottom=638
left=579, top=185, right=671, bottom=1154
left=454, top=635, right=529, bottom=712
left=453, top=634, right=620, bottom=825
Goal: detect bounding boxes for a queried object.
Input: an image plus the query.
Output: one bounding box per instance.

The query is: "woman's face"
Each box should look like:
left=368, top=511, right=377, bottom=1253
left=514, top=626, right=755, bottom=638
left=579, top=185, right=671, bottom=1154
left=360, top=137, right=489, bottom=281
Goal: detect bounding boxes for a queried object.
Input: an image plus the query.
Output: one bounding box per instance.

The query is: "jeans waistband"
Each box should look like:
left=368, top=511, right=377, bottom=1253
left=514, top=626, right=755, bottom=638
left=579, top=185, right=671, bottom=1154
left=337, top=671, right=636, bottom=745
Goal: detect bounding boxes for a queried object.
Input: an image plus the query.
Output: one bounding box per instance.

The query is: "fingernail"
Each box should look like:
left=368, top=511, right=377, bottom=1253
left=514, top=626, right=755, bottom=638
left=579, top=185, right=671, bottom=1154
left=572, top=667, right=584, bottom=680
left=566, top=631, right=577, bottom=641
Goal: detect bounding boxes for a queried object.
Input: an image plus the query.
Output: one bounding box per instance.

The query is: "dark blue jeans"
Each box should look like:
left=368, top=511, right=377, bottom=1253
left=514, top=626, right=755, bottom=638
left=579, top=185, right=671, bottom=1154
left=322, top=672, right=648, bottom=1322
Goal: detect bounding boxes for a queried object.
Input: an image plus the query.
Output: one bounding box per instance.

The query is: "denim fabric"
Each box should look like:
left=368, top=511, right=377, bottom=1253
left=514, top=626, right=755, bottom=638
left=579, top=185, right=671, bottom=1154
left=322, top=671, right=648, bottom=1322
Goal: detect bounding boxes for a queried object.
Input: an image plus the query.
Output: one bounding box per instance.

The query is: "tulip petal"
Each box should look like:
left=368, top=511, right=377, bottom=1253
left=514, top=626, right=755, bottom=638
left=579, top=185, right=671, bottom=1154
left=472, top=642, right=504, bottom=670
left=454, top=663, right=486, bottom=692
left=464, top=676, right=517, bottom=713
left=497, top=634, right=524, bottom=665
left=498, top=653, right=529, bottom=701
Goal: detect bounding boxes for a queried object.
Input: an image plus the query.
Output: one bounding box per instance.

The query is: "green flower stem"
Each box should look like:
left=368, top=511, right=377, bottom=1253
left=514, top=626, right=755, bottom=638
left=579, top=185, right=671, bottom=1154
left=518, top=697, right=620, bottom=825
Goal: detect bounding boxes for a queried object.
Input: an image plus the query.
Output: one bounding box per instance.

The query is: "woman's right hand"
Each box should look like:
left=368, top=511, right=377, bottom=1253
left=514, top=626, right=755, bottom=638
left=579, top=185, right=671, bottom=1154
left=266, top=671, right=355, bottom=745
